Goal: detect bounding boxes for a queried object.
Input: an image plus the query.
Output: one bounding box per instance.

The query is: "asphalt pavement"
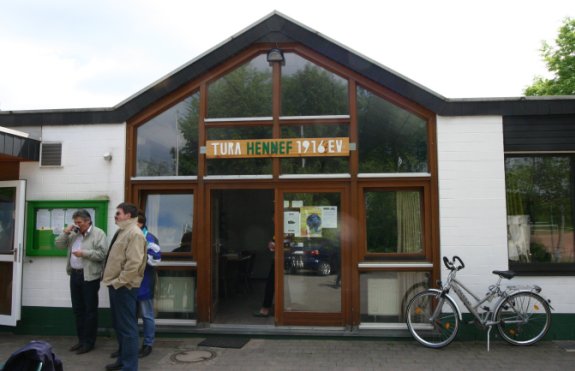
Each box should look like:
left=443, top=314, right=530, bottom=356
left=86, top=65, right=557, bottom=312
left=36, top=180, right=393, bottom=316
left=1, top=333, right=574, bottom=371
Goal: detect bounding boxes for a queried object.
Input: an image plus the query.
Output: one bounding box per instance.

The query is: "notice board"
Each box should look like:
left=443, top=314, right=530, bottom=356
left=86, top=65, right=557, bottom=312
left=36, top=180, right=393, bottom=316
left=26, top=200, right=108, bottom=256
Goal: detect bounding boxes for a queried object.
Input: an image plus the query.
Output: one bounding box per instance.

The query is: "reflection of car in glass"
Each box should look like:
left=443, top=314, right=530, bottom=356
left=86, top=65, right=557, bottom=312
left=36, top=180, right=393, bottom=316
left=284, top=238, right=339, bottom=276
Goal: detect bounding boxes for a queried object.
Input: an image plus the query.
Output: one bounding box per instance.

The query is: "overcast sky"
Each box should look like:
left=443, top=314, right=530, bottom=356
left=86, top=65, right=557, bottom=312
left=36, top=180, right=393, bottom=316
left=0, top=0, right=572, bottom=111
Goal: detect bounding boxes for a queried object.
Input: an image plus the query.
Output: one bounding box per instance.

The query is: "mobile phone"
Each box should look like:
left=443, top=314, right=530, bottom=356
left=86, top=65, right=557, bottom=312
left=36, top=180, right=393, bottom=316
left=72, top=225, right=80, bottom=233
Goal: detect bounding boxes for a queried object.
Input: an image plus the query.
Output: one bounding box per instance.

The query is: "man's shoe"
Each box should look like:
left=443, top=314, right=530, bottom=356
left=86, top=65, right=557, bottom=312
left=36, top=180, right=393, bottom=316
left=105, top=361, right=123, bottom=371
left=139, top=345, right=152, bottom=358
left=76, top=345, right=94, bottom=355
left=69, top=343, right=82, bottom=352
left=110, top=349, right=119, bottom=358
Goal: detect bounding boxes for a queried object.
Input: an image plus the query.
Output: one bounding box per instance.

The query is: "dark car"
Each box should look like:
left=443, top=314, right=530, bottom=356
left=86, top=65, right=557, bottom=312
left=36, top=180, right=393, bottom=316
left=284, top=238, right=339, bottom=276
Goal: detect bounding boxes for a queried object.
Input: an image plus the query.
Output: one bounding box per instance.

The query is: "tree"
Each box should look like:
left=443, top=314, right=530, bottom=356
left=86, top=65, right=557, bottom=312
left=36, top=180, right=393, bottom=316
left=524, top=17, right=575, bottom=96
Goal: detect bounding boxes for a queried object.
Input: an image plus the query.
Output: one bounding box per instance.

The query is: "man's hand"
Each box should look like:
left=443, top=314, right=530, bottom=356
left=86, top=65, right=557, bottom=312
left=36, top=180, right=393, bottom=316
left=64, top=224, right=79, bottom=234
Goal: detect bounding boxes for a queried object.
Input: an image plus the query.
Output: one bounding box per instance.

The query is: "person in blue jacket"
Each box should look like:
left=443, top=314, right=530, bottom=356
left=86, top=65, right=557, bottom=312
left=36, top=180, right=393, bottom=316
left=136, top=211, right=161, bottom=358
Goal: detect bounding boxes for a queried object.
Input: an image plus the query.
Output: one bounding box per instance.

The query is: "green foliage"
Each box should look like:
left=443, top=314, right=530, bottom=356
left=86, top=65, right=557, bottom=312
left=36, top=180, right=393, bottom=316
left=505, top=156, right=572, bottom=222
left=365, top=191, right=398, bottom=253
left=357, top=87, right=428, bottom=173
left=524, top=17, right=575, bottom=96
left=177, top=94, right=200, bottom=175
left=530, top=241, right=552, bottom=262
left=207, top=59, right=272, bottom=118
left=281, top=63, right=348, bottom=116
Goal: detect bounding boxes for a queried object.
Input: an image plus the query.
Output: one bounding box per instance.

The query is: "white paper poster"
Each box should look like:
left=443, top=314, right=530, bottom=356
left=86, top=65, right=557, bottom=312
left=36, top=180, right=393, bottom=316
left=36, top=210, right=51, bottom=230
left=284, top=211, right=301, bottom=236
left=321, top=206, right=338, bottom=228
left=51, top=209, right=66, bottom=235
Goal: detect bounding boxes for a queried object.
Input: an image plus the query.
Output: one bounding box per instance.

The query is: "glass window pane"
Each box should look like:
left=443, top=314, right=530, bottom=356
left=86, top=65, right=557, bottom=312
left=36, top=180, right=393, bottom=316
left=144, top=194, right=194, bottom=255
left=281, top=124, right=349, bottom=174
left=281, top=53, right=348, bottom=116
left=0, top=186, right=16, bottom=253
left=365, top=190, right=423, bottom=254
left=206, top=126, right=272, bottom=175
left=360, top=271, right=430, bottom=323
left=505, top=156, right=574, bottom=263
left=207, top=54, right=272, bottom=118
left=155, top=268, right=196, bottom=320
left=136, top=93, right=200, bottom=176
left=357, top=86, right=428, bottom=173
left=283, top=192, right=341, bottom=313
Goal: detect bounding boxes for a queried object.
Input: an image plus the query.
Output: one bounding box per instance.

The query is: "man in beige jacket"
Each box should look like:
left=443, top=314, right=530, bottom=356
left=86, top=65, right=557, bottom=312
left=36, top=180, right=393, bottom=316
left=102, top=202, right=147, bottom=371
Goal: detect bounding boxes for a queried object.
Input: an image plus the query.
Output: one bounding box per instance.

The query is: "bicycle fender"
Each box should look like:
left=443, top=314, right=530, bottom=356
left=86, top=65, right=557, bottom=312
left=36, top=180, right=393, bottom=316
left=427, top=288, right=463, bottom=321
left=494, top=290, right=554, bottom=313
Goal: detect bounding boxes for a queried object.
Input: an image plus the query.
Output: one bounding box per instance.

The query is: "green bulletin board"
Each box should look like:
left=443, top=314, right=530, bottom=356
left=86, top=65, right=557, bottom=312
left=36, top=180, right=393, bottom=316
left=26, top=200, right=109, bottom=256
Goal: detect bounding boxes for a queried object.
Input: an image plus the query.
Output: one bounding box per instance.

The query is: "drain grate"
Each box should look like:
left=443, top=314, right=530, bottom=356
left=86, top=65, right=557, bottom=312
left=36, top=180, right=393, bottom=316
left=170, top=348, right=217, bottom=364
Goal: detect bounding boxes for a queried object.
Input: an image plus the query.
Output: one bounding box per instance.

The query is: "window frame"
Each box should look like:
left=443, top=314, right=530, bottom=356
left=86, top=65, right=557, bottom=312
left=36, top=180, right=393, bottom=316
left=505, top=152, right=575, bottom=275
left=136, top=184, right=197, bottom=261
left=358, top=179, right=432, bottom=262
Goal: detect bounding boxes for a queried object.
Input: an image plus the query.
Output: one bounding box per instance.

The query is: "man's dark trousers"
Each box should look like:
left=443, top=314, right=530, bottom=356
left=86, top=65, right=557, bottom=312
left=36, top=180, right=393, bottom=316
left=70, top=269, right=100, bottom=349
left=109, top=286, right=139, bottom=371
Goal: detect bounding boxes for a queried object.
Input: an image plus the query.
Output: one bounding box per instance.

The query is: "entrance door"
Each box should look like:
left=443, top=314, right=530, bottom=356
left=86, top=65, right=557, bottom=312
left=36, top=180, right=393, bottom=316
left=279, top=189, right=345, bottom=326
left=210, top=188, right=274, bottom=324
left=0, top=180, right=26, bottom=326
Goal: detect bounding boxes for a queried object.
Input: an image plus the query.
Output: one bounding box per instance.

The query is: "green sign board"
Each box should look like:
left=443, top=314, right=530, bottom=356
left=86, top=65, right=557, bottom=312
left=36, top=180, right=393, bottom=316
left=26, top=200, right=108, bottom=257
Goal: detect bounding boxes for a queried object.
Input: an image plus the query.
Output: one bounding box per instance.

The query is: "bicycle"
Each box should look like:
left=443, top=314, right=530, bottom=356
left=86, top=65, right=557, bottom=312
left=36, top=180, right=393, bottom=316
left=405, top=256, right=552, bottom=350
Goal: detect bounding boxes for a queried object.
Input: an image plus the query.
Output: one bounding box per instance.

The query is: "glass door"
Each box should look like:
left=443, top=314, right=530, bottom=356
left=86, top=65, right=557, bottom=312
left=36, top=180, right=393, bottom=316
left=210, top=188, right=275, bottom=324
left=279, top=189, right=344, bottom=325
left=0, top=180, right=26, bottom=326
left=142, top=192, right=197, bottom=324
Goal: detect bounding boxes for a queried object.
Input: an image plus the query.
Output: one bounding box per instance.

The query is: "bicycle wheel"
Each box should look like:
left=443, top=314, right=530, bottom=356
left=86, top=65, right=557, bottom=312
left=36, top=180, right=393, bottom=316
left=406, top=290, right=460, bottom=348
left=495, top=291, right=551, bottom=346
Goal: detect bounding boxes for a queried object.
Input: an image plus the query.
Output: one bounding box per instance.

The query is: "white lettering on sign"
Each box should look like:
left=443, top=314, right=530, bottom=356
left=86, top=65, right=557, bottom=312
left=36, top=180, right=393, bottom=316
left=211, top=141, right=242, bottom=156
left=295, top=139, right=343, bottom=154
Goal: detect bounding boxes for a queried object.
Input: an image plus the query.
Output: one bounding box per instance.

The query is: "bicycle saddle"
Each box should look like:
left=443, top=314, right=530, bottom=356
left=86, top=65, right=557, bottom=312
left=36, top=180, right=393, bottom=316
left=492, top=270, right=515, bottom=279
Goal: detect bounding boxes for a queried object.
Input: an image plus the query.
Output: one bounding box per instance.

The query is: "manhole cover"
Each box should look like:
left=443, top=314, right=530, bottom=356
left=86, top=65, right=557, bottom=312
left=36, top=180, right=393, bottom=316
left=170, top=348, right=217, bottom=363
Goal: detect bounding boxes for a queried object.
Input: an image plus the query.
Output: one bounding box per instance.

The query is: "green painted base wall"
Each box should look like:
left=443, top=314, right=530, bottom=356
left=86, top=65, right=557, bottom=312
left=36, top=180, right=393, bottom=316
left=2, top=307, right=575, bottom=340
left=456, top=313, right=575, bottom=341
left=0, top=307, right=113, bottom=337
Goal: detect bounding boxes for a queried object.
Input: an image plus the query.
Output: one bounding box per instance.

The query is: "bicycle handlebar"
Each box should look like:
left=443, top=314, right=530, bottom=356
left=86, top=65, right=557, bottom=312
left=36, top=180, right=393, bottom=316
left=443, top=256, right=465, bottom=271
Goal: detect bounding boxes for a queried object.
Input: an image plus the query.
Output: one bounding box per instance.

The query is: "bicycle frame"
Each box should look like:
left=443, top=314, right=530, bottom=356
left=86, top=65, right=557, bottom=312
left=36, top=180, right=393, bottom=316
left=447, top=277, right=504, bottom=327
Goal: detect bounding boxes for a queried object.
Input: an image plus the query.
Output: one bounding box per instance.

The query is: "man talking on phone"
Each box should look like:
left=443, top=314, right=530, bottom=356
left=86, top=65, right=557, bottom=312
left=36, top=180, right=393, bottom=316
left=55, top=209, right=108, bottom=355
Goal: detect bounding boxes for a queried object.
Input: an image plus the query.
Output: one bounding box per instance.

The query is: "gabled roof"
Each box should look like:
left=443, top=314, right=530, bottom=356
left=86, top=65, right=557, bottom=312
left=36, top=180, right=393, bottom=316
left=1, top=11, right=574, bottom=127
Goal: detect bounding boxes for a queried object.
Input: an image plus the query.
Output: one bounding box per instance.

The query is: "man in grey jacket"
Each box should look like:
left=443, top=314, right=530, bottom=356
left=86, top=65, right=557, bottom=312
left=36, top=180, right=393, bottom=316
left=55, top=209, right=107, bottom=355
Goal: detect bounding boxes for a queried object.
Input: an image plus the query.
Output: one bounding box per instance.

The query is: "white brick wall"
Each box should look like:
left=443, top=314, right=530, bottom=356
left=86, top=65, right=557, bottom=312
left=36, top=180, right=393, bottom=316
left=19, top=123, right=126, bottom=308
left=437, top=116, right=574, bottom=313
left=12, top=118, right=575, bottom=314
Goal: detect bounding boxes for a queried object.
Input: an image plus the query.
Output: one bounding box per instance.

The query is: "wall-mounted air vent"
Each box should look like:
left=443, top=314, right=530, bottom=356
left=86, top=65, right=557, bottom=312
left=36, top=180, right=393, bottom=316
left=40, top=142, right=62, bottom=167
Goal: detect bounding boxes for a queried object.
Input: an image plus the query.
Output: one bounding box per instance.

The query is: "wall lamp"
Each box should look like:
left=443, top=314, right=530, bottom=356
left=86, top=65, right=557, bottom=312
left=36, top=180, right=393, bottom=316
left=267, top=48, right=285, bottom=65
